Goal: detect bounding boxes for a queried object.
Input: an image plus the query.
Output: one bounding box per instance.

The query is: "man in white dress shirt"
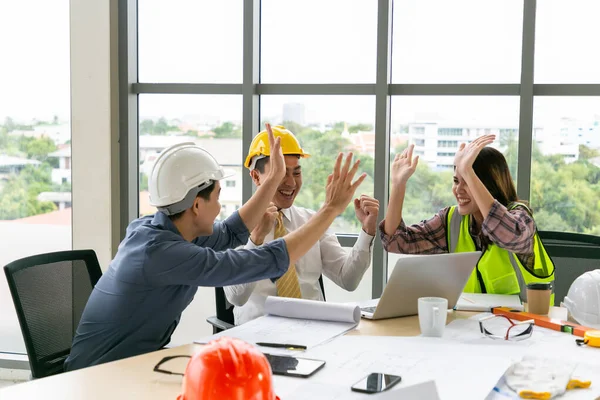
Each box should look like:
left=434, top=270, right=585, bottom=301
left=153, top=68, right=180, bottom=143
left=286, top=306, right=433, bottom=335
left=224, top=125, right=379, bottom=325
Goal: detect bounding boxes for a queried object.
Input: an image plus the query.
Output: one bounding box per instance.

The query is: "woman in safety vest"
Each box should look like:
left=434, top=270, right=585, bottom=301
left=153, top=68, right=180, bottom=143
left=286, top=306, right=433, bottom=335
left=380, top=134, right=554, bottom=303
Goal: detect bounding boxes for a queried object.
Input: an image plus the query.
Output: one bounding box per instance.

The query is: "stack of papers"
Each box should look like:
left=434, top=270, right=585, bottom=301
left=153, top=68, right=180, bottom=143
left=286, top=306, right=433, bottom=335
left=275, top=335, right=514, bottom=400
left=196, top=297, right=361, bottom=353
left=454, top=293, right=524, bottom=312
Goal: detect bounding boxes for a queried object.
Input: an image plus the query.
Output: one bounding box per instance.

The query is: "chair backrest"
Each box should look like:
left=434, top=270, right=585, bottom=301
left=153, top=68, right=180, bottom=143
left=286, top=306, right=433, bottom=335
left=538, top=231, right=600, bottom=306
left=214, top=275, right=327, bottom=330
left=215, top=286, right=234, bottom=327
left=3, top=250, right=102, bottom=378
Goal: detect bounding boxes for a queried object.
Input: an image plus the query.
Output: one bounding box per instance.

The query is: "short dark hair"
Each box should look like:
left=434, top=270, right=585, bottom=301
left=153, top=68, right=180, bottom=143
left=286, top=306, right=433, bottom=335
left=254, top=157, right=270, bottom=174
left=168, top=181, right=216, bottom=221
left=196, top=181, right=216, bottom=201
left=254, top=154, right=301, bottom=174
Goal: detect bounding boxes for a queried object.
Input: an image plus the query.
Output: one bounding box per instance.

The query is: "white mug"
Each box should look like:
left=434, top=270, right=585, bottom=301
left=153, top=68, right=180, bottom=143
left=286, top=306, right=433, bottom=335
left=418, top=297, right=448, bottom=337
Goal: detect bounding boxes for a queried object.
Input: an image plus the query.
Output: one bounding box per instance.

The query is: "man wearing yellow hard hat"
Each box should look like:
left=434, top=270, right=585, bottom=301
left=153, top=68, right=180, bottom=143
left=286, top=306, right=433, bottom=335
left=224, top=125, right=379, bottom=325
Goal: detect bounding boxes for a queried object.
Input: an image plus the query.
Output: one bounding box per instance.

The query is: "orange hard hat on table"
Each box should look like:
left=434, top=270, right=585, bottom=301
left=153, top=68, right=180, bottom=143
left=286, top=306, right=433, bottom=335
left=177, top=336, right=279, bottom=400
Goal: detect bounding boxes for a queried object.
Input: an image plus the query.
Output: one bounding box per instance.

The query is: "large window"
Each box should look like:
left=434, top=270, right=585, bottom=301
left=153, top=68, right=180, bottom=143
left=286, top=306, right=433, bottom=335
left=261, top=0, right=377, bottom=83
left=531, top=97, right=600, bottom=234
left=133, top=0, right=600, bottom=310
left=0, top=0, right=71, bottom=354
left=390, top=97, right=520, bottom=224
left=261, top=96, right=375, bottom=233
left=138, top=95, right=242, bottom=219
left=529, top=0, right=600, bottom=233
left=138, top=0, right=243, bottom=83
left=392, top=0, right=523, bottom=83
left=534, top=0, right=600, bottom=83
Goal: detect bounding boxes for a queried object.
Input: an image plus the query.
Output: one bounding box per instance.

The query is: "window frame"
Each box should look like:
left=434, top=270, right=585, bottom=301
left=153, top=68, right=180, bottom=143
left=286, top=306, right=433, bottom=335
left=121, top=0, right=600, bottom=299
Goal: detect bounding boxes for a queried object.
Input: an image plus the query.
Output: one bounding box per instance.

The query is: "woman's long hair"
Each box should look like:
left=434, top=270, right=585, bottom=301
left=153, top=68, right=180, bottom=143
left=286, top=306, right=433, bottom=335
left=472, top=147, right=524, bottom=208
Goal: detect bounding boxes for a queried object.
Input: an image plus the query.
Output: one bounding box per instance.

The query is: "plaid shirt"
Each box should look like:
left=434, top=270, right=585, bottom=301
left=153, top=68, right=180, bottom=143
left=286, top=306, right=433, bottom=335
left=379, top=200, right=536, bottom=269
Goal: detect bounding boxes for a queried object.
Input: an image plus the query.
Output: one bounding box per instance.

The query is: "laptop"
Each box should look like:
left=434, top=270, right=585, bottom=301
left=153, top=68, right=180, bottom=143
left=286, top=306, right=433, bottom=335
left=361, top=251, right=482, bottom=320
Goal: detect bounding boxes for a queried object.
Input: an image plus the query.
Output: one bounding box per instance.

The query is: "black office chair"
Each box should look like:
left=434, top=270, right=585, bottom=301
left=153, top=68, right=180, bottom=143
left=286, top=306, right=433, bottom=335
left=538, top=231, right=600, bottom=306
left=3, top=250, right=102, bottom=378
left=207, top=275, right=326, bottom=334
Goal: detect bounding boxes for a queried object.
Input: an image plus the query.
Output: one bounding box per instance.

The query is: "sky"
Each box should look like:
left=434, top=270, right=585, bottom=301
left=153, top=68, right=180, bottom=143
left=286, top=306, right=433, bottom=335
left=1, top=0, right=600, bottom=126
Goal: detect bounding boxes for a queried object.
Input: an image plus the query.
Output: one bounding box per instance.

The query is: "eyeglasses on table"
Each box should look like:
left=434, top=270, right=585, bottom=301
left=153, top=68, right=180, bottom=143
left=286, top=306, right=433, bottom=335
left=479, top=314, right=535, bottom=341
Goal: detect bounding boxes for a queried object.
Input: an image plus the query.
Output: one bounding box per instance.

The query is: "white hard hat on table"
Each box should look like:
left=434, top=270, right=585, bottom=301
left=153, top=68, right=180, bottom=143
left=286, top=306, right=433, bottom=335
left=563, top=269, right=600, bottom=329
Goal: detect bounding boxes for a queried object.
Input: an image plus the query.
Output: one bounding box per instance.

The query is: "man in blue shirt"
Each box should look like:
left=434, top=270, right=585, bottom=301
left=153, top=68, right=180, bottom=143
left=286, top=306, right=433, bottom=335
left=65, top=125, right=367, bottom=370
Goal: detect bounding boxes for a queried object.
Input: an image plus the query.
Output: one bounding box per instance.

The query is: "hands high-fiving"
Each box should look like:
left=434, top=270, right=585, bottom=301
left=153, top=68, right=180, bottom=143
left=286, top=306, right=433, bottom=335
left=391, top=144, right=419, bottom=186
left=250, top=202, right=278, bottom=245
left=324, top=153, right=367, bottom=215
left=265, top=123, right=285, bottom=182
left=354, top=195, right=380, bottom=236
left=454, top=134, right=496, bottom=176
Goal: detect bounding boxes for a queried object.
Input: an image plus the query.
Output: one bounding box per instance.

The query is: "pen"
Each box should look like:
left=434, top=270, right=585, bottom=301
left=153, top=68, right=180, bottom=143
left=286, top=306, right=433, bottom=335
left=256, top=342, right=307, bottom=350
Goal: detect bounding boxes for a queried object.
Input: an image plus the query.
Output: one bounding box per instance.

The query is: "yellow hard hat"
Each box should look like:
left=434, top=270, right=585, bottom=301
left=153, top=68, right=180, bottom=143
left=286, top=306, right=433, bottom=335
left=244, top=125, right=310, bottom=170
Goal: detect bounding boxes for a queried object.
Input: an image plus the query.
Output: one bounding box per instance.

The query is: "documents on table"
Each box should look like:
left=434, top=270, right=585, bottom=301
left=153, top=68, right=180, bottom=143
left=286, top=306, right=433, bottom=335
left=454, top=293, right=524, bottom=312
left=195, top=297, right=360, bottom=353
left=442, top=316, right=600, bottom=399
left=275, top=378, right=441, bottom=400
left=273, top=329, right=599, bottom=400
left=264, top=296, right=361, bottom=323
left=274, top=335, right=513, bottom=400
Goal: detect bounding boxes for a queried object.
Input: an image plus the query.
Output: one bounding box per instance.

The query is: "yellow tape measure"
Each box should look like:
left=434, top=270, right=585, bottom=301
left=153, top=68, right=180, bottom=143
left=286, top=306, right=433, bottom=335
left=576, top=330, right=600, bottom=347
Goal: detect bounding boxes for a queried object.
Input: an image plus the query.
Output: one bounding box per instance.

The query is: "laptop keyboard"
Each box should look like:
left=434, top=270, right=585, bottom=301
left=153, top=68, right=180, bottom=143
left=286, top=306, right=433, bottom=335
left=361, top=306, right=377, bottom=314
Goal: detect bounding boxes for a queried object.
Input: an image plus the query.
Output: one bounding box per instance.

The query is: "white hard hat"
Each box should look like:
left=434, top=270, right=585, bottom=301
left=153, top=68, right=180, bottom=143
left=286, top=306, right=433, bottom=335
left=563, top=269, right=600, bottom=329
left=149, top=142, right=232, bottom=215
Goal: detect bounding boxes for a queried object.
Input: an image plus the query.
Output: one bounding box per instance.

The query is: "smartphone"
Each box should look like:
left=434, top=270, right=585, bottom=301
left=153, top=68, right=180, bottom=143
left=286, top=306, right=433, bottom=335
left=263, top=353, right=326, bottom=378
left=350, top=373, right=402, bottom=394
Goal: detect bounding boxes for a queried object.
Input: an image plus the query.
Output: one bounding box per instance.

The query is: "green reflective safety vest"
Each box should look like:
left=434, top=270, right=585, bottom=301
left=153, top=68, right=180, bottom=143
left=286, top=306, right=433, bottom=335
left=446, top=203, right=555, bottom=303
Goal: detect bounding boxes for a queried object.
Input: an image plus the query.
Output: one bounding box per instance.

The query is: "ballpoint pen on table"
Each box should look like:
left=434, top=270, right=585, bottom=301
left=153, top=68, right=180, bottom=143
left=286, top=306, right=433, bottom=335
left=256, top=342, right=307, bottom=350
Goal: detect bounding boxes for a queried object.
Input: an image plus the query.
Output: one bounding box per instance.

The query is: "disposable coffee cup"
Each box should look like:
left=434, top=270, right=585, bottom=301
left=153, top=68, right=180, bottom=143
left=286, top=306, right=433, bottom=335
left=526, top=282, right=552, bottom=315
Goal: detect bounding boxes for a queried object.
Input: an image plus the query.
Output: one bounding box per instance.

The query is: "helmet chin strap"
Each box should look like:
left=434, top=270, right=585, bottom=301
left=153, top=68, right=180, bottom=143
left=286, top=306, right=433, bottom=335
left=158, top=181, right=213, bottom=216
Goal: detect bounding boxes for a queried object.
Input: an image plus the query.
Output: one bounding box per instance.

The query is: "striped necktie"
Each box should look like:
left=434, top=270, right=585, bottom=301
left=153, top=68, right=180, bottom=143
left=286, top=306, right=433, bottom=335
left=274, top=211, right=302, bottom=299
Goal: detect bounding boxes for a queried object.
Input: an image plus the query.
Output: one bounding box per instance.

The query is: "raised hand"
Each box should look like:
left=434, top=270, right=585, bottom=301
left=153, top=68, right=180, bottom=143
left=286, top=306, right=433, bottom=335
left=354, top=194, right=380, bottom=236
left=265, top=123, right=285, bottom=182
left=250, top=202, right=278, bottom=245
left=454, top=134, right=496, bottom=175
left=324, top=153, right=367, bottom=215
left=391, top=144, right=419, bottom=186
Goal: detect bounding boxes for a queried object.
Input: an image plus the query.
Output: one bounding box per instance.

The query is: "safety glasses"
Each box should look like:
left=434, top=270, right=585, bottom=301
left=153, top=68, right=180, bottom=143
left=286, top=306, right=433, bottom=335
left=479, top=314, right=535, bottom=341
left=153, top=355, right=191, bottom=376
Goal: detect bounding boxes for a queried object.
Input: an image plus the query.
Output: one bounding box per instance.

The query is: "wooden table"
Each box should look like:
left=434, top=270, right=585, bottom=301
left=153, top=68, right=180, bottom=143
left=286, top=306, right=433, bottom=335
left=0, top=311, right=474, bottom=399
left=0, top=308, right=566, bottom=399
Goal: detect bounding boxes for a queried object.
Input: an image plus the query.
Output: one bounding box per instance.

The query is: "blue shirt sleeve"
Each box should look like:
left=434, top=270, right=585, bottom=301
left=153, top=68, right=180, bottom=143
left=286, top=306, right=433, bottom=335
left=143, top=237, right=290, bottom=287
left=192, top=211, right=249, bottom=251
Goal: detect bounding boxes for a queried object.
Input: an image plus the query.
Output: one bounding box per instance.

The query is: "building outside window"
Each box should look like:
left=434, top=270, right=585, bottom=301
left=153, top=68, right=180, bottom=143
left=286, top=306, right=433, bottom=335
left=438, top=128, right=462, bottom=136
left=0, top=0, right=72, bottom=355
left=438, top=140, right=459, bottom=148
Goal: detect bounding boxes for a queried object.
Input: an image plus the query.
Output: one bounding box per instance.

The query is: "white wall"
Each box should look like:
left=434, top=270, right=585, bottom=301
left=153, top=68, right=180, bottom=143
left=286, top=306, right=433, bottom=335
left=70, top=0, right=121, bottom=269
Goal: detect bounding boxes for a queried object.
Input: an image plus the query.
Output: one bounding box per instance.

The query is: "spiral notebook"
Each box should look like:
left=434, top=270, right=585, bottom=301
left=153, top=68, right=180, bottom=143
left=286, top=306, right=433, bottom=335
left=454, top=293, right=524, bottom=312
